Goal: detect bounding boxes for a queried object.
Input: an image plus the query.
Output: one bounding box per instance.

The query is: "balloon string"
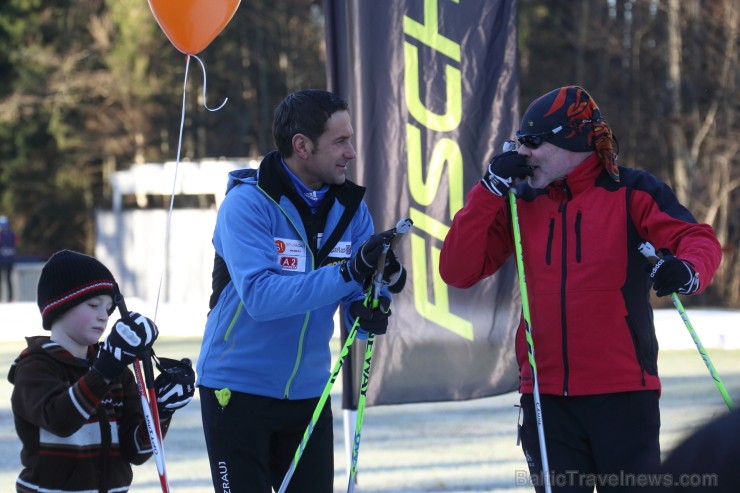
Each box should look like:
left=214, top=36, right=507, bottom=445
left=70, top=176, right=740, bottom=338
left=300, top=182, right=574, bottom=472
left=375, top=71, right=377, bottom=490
left=153, top=55, right=228, bottom=321
left=153, top=55, right=192, bottom=323
left=192, top=55, right=228, bottom=112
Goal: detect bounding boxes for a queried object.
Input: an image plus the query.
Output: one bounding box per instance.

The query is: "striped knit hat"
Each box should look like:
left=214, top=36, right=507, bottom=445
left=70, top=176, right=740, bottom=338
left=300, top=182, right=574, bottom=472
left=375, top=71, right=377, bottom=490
left=37, top=250, right=116, bottom=330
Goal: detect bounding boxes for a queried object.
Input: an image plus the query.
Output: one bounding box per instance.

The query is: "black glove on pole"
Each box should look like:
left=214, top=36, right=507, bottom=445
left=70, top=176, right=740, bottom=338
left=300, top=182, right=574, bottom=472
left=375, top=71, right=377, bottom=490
left=382, top=250, right=406, bottom=294
left=340, top=229, right=396, bottom=286
left=645, top=254, right=700, bottom=297
left=154, top=357, right=196, bottom=418
left=93, top=309, right=159, bottom=381
left=480, top=151, right=533, bottom=196
left=349, top=296, right=392, bottom=335
left=374, top=218, right=412, bottom=295
left=111, top=293, right=159, bottom=391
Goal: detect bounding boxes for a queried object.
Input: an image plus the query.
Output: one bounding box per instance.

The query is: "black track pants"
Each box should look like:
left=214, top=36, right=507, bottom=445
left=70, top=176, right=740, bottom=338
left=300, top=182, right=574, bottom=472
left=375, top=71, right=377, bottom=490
left=519, top=391, right=661, bottom=493
left=200, top=387, right=334, bottom=493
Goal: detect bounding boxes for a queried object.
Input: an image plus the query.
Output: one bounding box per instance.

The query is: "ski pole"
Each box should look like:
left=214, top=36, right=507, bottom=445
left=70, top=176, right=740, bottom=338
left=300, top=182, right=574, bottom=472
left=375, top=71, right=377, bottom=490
left=277, top=315, right=362, bottom=493
left=505, top=174, right=552, bottom=493
left=347, top=218, right=413, bottom=492
left=113, top=289, right=171, bottom=493
left=279, top=218, right=413, bottom=493
left=346, top=333, right=374, bottom=493
left=347, top=242, right=389, bottom=492
left=638, top=242, right=735, bottom=411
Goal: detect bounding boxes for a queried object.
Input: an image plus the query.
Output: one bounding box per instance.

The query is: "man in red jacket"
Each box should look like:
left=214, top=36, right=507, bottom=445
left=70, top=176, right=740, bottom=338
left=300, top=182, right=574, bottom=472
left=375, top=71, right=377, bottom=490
left=440, top=86, right=722, bottom=492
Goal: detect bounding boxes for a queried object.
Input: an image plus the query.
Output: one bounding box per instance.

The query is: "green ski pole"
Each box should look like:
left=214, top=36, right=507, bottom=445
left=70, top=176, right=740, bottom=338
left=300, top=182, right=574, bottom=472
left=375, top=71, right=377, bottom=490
left=508, top=187, right=553, bottom=493
left=639, top=241, right=735, bottom=411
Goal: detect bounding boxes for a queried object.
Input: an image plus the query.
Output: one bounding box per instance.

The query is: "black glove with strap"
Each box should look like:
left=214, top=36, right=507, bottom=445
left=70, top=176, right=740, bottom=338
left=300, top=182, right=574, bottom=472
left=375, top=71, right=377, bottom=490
left=381, top=250, right=406, bottom=294
left=93, top=312, right=158, bottom=381
left=340, top=230, right=396, bottom=286
left=349, top=296, right=392, bottom=335
left=480, top=151, right=533, bottom=196
left=154, top=356, right=196, bottom=419
left=645, top=255, right=700, bottom=297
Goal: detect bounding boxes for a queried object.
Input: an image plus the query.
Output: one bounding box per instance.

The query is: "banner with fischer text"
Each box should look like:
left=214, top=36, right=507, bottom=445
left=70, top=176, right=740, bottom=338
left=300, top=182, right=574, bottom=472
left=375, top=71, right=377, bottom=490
left=324, top=0, right=521, bottom=406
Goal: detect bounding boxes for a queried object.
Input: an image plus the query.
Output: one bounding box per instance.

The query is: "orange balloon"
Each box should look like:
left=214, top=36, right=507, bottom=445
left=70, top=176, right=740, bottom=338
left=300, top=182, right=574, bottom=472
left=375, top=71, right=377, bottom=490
left=148, top=0, right=241, bottom=55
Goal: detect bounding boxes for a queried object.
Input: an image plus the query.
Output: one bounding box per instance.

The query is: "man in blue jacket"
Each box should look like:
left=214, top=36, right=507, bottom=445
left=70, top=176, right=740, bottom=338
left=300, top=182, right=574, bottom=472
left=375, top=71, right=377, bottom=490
left=197, top=89, right=405, bottom=493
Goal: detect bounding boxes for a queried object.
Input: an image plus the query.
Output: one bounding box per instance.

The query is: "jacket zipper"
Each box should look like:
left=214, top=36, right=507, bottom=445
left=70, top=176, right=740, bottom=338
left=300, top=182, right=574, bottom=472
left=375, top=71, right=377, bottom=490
left=270, top=196, right=316, bottom=399
left=546, top=218, right=554, bottom=265
left=223, top=302, right=243, bottom=342
left=575, top=210, right=582, bottom=263
left=228, top=186, right=317, bottom=399
left=283, top=312, right=312, bottom=398
left=558, top=185, right=572, bottom=396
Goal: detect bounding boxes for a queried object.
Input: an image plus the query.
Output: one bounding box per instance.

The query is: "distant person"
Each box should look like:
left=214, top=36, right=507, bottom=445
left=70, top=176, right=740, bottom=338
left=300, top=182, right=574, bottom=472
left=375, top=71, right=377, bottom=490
left=440, top=86, right=722, bottom=492
left=0, top=215, right=17, bottom=302
left=8, top=249, right=194, bottom=492
left=197, top=89, right=406, bottom=493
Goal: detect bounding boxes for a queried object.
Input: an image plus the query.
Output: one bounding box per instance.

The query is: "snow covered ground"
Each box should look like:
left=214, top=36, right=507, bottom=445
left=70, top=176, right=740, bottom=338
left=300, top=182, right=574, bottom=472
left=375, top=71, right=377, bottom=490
left=0, top=303, right=738, bottom=492
left=2, top=300, right=739, bottom=350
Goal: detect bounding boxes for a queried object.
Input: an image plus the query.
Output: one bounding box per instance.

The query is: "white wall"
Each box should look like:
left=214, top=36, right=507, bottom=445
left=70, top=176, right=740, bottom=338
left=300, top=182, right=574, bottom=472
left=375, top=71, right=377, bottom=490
left=95, top=158, right=259, bottom=306
left=95, top=209, right=217, bottom=307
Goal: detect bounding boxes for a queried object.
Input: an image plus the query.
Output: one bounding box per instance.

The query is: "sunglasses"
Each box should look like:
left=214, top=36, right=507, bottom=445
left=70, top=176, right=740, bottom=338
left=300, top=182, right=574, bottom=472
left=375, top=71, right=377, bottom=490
left=515, top=125, right=564, bottom=149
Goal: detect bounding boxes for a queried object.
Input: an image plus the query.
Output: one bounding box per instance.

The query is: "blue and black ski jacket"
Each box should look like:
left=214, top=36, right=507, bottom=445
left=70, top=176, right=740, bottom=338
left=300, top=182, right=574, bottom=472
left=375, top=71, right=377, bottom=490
left=197, top=151, right=377, bottom=400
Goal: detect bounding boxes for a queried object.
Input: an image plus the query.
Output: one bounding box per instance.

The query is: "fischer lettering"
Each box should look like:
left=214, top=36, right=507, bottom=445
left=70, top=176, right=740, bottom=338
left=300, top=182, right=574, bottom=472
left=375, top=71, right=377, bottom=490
left=403, top=0, right=473, bottom=340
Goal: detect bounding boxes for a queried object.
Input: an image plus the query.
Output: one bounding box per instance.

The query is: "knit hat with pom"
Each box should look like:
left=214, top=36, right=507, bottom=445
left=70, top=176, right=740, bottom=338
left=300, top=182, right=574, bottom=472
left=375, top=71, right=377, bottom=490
left=37, top=250, right=116, bottom=330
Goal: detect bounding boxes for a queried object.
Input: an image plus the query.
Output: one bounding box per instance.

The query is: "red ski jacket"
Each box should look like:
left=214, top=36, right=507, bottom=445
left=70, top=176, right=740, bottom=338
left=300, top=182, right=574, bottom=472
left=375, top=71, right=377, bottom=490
left=440, top=154, right=722, bottom=396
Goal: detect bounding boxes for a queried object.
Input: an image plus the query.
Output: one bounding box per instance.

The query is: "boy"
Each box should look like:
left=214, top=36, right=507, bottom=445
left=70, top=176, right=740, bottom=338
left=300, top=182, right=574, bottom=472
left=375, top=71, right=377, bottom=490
left=8, top=249, right=193, bottom=492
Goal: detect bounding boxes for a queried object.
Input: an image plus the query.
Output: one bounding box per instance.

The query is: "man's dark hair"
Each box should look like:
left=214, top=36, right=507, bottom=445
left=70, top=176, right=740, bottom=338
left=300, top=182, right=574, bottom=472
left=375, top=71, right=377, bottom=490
left=273, top=89, right=349, bottom=157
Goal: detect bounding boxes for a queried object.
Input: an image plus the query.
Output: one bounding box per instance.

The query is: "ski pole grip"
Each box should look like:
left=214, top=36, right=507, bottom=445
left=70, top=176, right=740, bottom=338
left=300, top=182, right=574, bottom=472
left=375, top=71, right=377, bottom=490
left=113, top=284, right=155, bottom=381
left=503, top=140, right=517, bottom=152
left=370, top=218, right=413, bottom=305
left=390, top=218, right=413, bottom=251
left=638, top=242, right=660, bottom=266
left=372, top=241, right=391, bottom=304
left=113, top=283, right=130, bottom=320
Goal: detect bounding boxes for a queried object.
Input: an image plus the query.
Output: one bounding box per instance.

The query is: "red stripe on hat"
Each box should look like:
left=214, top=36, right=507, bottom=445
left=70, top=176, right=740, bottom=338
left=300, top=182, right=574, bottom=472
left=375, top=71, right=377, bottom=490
left=543, top=87, right=569, bottom=118
left=40, top=281, right=115, bottom=317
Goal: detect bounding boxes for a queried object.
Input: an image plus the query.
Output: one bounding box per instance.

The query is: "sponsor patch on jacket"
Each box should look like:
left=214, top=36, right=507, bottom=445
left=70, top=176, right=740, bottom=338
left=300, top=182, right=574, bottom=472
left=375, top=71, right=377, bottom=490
left=329, top=241, right=352, bottom=258
left=275, top=237, right=307, bottom=272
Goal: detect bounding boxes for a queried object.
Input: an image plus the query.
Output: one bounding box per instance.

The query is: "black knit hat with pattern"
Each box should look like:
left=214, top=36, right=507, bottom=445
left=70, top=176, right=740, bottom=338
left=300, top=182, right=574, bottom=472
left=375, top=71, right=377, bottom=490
left=519, top=86, right=620, bottom=182
left=37, top=250, right=116, bottom=330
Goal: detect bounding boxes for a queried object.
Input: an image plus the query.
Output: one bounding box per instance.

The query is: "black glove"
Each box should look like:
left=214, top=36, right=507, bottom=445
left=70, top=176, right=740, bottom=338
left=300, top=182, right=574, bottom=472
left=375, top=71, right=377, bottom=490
left=93, top=312, right=159, bottom=381
left=480, top=151, right=533, bottom=196
left=340, top=230, right=396, bottom=285
left=645, top=255, right=700, bottom=297
left=349, top=296, right=392, bottom=335
left=154, top=357, right=196, bottom=418
left=382, top=250, right=406, bottom=294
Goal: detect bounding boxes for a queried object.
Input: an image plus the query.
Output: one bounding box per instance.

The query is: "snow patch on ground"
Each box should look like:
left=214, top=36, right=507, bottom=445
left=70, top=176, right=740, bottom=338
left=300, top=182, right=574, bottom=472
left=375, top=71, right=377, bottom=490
left=2, top=301, right=738, bottom=350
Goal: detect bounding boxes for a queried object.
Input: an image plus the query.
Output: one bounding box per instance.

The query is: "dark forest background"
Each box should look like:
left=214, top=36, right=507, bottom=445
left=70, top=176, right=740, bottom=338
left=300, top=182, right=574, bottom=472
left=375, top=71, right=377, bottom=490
left=0, top=0, right=737, bottom=305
